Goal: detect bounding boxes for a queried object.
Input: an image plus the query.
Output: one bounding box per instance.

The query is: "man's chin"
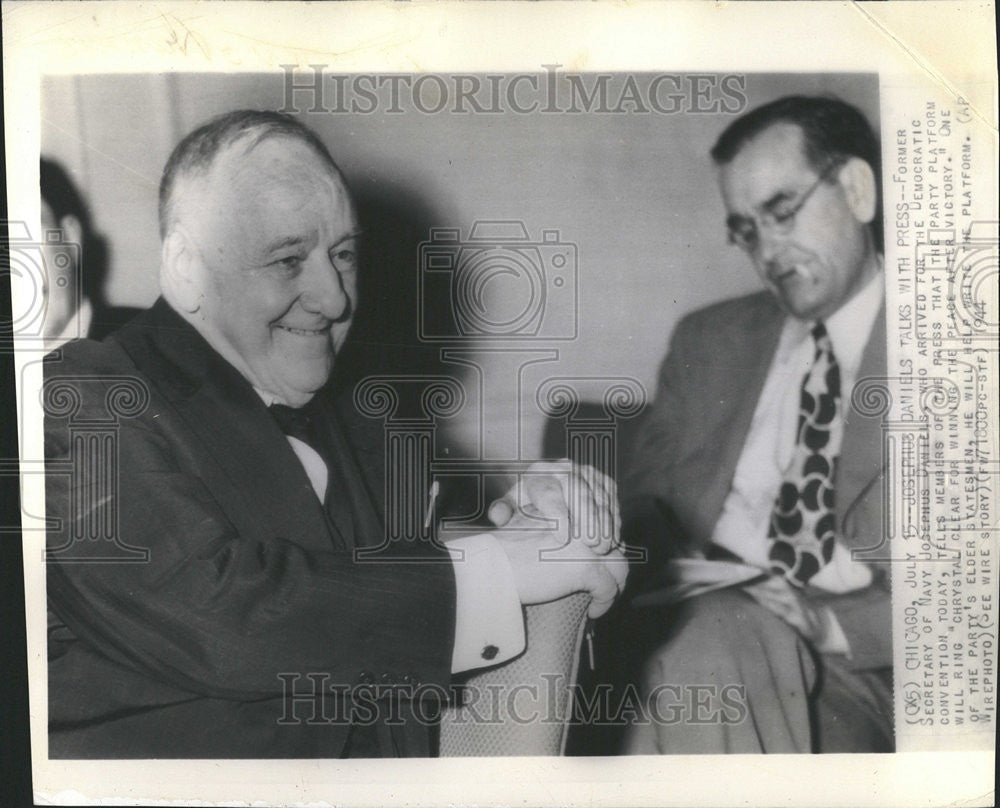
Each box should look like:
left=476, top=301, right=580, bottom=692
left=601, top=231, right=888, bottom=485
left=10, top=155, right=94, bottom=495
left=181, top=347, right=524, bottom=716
left=273, top=385, right=323, bottom=408
left=271, top=365, right=334, bottom=406
left=773, top=284, right=829, bottom=322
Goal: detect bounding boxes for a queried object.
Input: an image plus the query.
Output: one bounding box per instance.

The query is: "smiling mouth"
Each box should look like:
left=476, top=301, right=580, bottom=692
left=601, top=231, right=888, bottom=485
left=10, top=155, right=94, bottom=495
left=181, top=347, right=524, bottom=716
left=275, top=324, right=331, bottom=337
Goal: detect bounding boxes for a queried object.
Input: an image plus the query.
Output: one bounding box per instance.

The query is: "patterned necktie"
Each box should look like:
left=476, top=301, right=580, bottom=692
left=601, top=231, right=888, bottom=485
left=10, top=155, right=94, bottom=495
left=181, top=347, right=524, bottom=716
left=767, top=322, right=843, bottom=586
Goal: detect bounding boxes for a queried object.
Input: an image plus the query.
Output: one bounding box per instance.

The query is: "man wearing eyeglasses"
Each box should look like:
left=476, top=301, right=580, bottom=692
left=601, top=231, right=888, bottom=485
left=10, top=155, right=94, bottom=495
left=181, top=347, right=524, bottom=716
left=621, top=95, right=890, bottom=754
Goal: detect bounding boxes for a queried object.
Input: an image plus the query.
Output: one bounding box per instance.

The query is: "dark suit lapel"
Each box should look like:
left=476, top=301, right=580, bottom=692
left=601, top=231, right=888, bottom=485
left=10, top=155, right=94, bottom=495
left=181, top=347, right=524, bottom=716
left=178, top=379, right=337, bottom=553
left=114, top=299, right=336, bottom=553
left=838, top=302, right=887, bottom=529
left=320, top=396, right=386, bottom=549
left=336, top=400, right=387, bottom=520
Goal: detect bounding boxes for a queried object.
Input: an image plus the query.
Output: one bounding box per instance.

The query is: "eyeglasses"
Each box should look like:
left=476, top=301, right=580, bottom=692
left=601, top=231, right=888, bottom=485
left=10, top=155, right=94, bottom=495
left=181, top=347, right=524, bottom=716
left=725, top=160, right=843, bottom=253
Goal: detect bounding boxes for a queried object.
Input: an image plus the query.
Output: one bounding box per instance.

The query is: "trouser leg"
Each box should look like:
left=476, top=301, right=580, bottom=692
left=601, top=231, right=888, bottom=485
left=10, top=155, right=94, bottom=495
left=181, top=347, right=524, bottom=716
left=624, top=588, right=895, bottom=754
left=813, top=658, right=894, bottom=753
left=624, top=589, right=817, bottom=754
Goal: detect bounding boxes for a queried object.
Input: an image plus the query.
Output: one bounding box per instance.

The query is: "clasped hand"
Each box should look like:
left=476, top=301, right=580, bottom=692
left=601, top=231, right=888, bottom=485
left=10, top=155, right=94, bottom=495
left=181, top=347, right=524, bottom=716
left=488, top=460, right=628, bottom=618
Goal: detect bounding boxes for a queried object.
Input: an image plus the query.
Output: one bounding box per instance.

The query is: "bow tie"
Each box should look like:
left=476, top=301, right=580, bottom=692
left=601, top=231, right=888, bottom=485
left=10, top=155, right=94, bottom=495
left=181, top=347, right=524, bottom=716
left=269, top=402, right=317, bottom=447
left=268, top=400, right=349, bottom=546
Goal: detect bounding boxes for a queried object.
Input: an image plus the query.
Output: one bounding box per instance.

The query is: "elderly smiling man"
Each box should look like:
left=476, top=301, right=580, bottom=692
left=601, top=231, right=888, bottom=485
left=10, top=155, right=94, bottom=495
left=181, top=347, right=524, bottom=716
left=622, top=95, right=892, bottom=754
left=44, top=110, right=626, bottom=759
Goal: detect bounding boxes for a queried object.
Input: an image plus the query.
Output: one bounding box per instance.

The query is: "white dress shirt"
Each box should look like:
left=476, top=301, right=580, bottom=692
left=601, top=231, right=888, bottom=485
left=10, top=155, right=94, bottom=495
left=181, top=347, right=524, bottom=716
left=710, top=273, right=884, bottom=651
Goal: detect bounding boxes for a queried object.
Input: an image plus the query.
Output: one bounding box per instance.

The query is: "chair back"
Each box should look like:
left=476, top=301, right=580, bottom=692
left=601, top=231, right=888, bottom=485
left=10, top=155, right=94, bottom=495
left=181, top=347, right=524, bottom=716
left=439, top=592, right=590, bottom=756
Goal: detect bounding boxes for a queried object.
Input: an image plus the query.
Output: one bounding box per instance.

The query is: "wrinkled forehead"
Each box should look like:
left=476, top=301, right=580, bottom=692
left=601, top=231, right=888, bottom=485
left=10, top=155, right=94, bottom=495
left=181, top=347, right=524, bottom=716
left=717, top=122, right=812, bottom=212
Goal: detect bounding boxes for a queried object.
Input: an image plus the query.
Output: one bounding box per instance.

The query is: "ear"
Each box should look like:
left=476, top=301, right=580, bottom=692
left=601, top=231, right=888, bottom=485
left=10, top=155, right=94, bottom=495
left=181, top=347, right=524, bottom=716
left=58, top=214, right=84, bottom=250
left=160, top=227, right=205, bottom=313
left=837, top=157, right=878, bottom=225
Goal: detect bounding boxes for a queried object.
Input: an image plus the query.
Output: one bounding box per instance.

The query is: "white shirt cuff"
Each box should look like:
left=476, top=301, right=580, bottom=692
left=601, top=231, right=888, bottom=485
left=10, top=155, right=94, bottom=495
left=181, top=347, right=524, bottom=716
left=447, top=532, right=526, bottom=674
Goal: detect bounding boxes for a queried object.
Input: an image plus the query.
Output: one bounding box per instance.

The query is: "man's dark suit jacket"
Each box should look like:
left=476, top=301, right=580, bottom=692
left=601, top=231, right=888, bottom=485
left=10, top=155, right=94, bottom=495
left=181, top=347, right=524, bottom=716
left=87, top=303, right=142, bottom=341
left=45, top=299, right=455, bottom=758
left=623, top=289, right=891, bottom=671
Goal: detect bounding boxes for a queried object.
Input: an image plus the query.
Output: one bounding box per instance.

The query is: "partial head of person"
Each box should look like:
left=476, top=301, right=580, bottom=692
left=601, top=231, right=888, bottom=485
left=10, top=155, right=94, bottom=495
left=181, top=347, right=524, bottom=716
left=40, top=158, right=92, bottom=340
left=711, top=95, right=882, bottom=322
left=158, top=109, right=360, bottom=407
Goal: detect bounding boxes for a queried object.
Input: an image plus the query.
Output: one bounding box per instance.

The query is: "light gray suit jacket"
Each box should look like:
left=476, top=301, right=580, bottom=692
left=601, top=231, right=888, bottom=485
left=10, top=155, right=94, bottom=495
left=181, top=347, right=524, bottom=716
left=623, top=289, right=891, bottom=671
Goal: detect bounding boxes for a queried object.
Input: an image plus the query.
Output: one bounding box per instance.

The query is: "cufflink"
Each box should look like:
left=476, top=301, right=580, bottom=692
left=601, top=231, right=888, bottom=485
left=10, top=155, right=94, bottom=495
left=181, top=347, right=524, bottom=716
left=481, top=644, right=499, bottom=661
